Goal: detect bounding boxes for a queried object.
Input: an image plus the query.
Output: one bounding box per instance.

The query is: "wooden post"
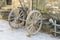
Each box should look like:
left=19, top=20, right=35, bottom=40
left=54, top=20, right=57, bottom=37
left=30, top=0, right=33, bottom=11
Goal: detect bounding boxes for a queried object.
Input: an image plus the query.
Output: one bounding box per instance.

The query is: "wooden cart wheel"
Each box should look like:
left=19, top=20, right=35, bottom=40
left=26, top=10, right=42, bottom=35
left=8, top=7, right=27, bottom=29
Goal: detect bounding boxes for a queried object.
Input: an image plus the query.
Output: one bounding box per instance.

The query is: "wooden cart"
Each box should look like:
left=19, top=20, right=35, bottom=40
left=8, top=0, right=60, bottom=36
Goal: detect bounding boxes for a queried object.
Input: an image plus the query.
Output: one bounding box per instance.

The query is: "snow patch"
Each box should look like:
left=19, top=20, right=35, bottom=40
left=0, top=20, right=59, bottom=40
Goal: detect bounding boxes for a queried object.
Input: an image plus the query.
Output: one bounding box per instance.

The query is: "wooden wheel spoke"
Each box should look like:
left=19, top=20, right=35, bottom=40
left=20, top=13, right=24, bottom=17
left=28, top=24, right=38, bottom=33
left=18, top=22, right=24, bottom=26
left=9, top=18, right=14, bottom=21
left=19, top=18, right=26, bottom=21
left=10, top=21, right=19, bottom=27
left=27, top=24, right=33, bottom=32
left=27, top=24, right=32, bottom=29
left=34, top=25, right=38, bottom=31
